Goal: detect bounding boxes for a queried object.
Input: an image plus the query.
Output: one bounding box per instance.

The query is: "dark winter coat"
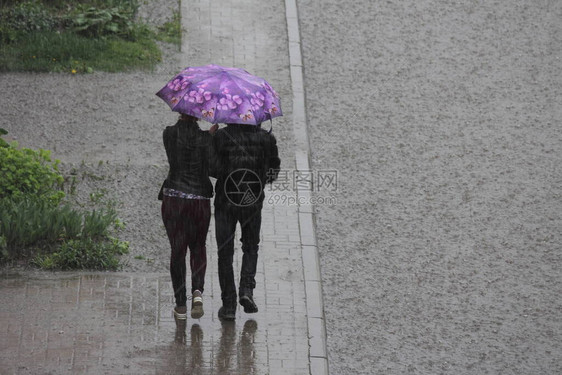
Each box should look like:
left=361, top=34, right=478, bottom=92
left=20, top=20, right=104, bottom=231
left=213, top=124, right=281, bottom=208
left=159, top=119, right=215, bottom=199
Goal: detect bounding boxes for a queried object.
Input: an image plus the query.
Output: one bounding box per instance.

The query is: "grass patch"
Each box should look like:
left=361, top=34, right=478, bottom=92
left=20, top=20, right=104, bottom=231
left=34, top=237, right=129, bottom=271
left=0, top=0, right=177, bottom=73
left=0, top=30, right=161, bottom=73
left=156, top=10, right=181, bottom=47
left=0, top=198, right=77, bottom=248
left=0, top=196, right=129, bottom=270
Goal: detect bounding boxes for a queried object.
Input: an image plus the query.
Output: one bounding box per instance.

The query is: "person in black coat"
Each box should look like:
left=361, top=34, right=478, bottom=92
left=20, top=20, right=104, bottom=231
left=159, top=114, right=217, bottom=320
left=213, top=123, right=281, bottom=320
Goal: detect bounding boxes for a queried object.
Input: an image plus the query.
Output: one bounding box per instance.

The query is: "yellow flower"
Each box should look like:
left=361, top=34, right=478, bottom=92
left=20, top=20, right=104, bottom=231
left=71, top=69, right=77, bottom=74
left=32, top=55, right=36, bottom=59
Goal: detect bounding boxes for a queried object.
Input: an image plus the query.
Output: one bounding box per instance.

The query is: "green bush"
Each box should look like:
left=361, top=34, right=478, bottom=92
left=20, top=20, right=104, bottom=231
left=0, top=143, right=65, bottom=205
left=1, top=0, right=56, bottom=33
left=0, top=197, right=77, bottom=248
left=0, top=196, right=129, bottom=269
left=34, top=237, right=129, bottom=270
left=2, top=198, right=53, bottom=247
left=69, top=1, right=139, bottom=39
left=0, top=128, right=8, bottom=148
left=82, top=207, right=118, bottom=238
left=61, top=207, right=83, bottom=239
left=0, top=130, right=128, bottom=270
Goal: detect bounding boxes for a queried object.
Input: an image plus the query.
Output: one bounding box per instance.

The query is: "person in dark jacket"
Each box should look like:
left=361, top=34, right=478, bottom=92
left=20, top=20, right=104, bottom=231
left=213, top=123, right=280, bottom=320
left=159, top=114, right=218, bottom=320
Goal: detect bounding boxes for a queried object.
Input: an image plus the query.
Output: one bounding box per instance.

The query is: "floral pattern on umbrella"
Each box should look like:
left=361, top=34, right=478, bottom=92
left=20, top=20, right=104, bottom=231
left=156, top=64, right=282, bottom=125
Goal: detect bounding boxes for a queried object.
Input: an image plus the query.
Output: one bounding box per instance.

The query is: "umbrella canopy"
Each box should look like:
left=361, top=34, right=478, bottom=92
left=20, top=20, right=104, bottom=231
left=156, top=64, right=282, bottom=125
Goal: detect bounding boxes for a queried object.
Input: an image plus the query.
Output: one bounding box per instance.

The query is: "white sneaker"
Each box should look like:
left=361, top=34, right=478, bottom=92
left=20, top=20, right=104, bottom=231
left=191, top=290, right=204, bottom=319
left=173, top=305, right=187, bottom=320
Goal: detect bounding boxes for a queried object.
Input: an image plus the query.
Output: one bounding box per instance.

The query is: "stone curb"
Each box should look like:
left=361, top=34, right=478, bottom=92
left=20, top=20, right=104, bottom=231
left=285, top=1, right=330, bottom=374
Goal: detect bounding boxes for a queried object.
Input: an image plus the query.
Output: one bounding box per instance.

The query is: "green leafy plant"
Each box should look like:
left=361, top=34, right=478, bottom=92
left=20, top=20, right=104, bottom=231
left=156, top=10, right=181, bottom=47
left=0, top=128, right=8, bottom=148
left=60, top=206, right=83, bottom=239
left=1, top=0, right=56, bottom=33
left=0, top=197, right=72, bottom=248
left=0, top=195, right=129, bottom=269
left=69, top=0, right=139, bottom=39
left=0, top=113, right=129, bottom=272
left=89, top=188, right=107, bottom=203
left=0, top=141, right=65, bottom=205
left=71, top=6, right=130, bottom=37
left=82, top=207, right=117, bottom=238
left=34, top=236, right=129, bottom=270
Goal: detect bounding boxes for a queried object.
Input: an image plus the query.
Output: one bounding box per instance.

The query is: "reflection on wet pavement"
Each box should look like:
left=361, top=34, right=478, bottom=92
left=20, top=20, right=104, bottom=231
left=160, top=318, right=259, bottom=374
left=0, top=272, right=308, bottom=374
left=214, top=320, right=257, bottom=374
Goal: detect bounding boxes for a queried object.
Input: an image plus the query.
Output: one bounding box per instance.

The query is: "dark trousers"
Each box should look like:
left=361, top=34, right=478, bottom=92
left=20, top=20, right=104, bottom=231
left=215, top=205, right=262, bottom=306
left=162, top=196, right=211, bottom=307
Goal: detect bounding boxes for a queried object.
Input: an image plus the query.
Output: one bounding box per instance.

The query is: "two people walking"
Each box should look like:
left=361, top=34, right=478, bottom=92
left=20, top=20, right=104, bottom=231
left=159, top=114, right=280, bottom=321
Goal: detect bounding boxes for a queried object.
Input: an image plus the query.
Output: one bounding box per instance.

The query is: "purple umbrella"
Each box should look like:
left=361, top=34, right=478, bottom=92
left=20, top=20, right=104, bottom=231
left=156, top=64, right=282, bottom=125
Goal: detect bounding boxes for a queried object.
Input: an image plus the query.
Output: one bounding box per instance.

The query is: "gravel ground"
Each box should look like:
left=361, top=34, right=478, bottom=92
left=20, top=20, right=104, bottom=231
left=298, top=0, right=561, bottom=374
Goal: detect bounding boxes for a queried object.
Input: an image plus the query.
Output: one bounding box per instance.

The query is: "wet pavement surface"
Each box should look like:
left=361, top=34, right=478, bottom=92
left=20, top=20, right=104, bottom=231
left=1, top=189, right=313, bottom=374
left=0, top=265, right=306, bottom=374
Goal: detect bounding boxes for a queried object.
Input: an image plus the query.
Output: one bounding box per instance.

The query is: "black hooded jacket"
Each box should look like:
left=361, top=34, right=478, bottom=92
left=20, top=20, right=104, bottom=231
left=213, top=124, right=280, bottom=208
left=159, top=119, right=215, bottom=199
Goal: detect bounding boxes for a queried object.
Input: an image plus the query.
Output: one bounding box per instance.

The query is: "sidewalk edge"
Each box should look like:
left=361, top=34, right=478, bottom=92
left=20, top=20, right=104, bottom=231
left=285, top=0, right=330, bottom=374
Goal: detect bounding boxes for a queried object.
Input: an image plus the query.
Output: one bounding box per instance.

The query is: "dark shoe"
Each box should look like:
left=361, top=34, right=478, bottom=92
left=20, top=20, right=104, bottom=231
left=191, top=290, right=204, bottom=319
left=218, top=305, right=236, bottom=321
left=239, top=295, right=258, bottom=313
left=173, top=305, right=188, bottom=320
